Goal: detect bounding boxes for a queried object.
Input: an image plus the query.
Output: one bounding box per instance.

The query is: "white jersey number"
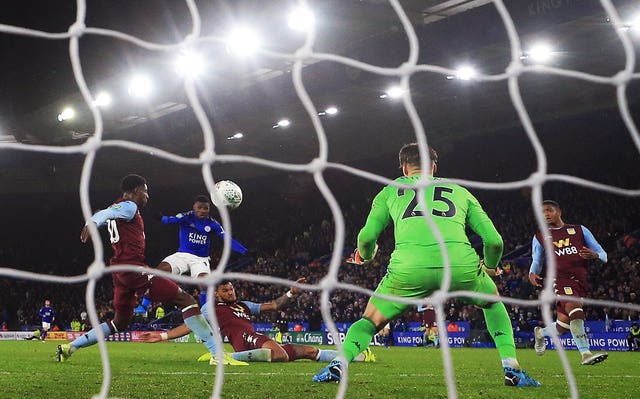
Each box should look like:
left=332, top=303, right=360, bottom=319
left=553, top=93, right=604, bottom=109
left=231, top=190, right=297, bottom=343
left=107, top=219, right=120, bottom=244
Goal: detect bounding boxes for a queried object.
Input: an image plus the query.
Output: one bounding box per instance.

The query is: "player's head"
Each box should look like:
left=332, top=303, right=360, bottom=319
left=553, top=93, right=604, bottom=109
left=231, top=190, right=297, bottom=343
left=632, top=322, right=639, bottom=330
left=541, top=199, right=562, bottom=226
left=193, top=195, right=211, bottom=219
left=121, top=174, right=149, bottom=208
left=399, top=143, right=438, bottom=176
left=215, top=280, right=236, bottom=303
left=44, top=299, right=50, bottom=307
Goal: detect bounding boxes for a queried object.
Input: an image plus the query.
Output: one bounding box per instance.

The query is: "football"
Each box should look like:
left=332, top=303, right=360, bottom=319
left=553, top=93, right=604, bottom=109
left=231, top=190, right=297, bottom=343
left=212, top=180, right=243, bottom=210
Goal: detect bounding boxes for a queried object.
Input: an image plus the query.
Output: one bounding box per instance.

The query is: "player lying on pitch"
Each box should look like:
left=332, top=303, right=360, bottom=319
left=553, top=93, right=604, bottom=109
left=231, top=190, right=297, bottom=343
left=139, top=278, right=376, bottom=363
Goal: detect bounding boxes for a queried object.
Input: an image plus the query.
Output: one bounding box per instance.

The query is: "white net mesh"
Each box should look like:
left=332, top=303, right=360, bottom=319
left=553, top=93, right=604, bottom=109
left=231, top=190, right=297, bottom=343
left=1, top=1, right=639, bottom=398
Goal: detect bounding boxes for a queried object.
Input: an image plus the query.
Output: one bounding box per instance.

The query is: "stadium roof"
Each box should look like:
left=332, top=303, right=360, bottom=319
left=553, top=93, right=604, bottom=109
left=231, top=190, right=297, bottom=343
left=1, top=0, right=639, bottom=194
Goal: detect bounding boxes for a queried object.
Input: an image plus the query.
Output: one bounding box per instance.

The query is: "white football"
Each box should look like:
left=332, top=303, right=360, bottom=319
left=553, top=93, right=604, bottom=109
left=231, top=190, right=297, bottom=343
left=212, top=180, right=243, bottom=210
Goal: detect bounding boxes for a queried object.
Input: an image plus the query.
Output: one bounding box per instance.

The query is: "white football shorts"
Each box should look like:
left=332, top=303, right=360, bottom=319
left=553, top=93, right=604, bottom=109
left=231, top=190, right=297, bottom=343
left=162, top=252, right=211, bottom=278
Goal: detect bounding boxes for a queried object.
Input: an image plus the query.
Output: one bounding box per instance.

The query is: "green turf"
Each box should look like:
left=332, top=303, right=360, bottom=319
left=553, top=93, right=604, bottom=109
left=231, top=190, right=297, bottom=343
left=0, top=341, right=637, bottom=399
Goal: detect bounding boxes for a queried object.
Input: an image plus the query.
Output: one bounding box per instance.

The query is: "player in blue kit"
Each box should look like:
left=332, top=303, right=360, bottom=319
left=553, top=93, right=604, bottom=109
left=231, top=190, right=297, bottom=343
left=57, top=175, right=221, bottom=365
left=38, top=299, right=56, bottom=342
left=529, top=200, right=608, bottom=365
left=134, top=195, right=247, bottom=314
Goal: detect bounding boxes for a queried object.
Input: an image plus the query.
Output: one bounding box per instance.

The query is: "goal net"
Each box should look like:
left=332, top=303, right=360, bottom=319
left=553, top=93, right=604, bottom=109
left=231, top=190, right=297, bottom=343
left=1, top=0, right=639, bottom=398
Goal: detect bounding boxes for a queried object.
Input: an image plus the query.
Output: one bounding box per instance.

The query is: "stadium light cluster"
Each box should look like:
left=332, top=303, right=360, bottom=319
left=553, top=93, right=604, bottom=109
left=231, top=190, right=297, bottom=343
left=521, top=42, right=555, bottom=63
left=380, top=86, right=405, bottom=99
left=288, top=7, right=315, bottom=32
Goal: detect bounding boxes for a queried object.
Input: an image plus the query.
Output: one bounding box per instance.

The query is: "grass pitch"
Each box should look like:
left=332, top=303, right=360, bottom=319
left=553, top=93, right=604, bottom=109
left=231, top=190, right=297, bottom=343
left=0, top=340, right=637, bottom=399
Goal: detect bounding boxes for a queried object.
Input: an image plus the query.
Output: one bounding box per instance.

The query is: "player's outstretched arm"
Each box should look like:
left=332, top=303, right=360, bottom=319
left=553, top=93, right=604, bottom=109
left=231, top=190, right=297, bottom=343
left=260, top=278, right=307, bottom=312
left=139, top=324, right=192, bottom=343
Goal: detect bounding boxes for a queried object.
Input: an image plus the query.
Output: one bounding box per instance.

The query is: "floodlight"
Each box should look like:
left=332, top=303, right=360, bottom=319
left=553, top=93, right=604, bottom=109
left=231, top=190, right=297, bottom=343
left=319, top=106, right=339, bottom=116
left=227, top=132, right=244, bottom=140
left=94, top=91, right=112, bottom=107
left=273, top=119, right=291, bottom=129
left=288, top=7, right=315, bottom=32
left=454, top=66, right=477, bottom=81
left=175, top=51, right=204, bottom=77
left=527, top=43, right=554, bottom=63
left=384, top=86, right=404, bottom=99
left=227, top=28, right=261, bottom=56
left=325, top=106, right=338, bottom=115
left=57, top=107, right=75, bottom=122
left=127, top=75, right=152, bottom=98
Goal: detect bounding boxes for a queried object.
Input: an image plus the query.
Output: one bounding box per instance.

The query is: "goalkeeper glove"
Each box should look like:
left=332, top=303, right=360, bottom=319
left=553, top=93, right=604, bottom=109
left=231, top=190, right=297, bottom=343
left=346, top=244, right=378, bottom=265
left=480, top=259, right=503, bottom=277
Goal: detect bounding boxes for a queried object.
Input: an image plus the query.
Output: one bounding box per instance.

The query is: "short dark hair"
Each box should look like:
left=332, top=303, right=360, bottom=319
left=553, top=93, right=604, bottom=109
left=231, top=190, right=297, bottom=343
left=194, top=195, right=210, bottom=204
left=216, top=280, right=232, bottom=288
left=542, top=200, right=560, bottom=210
left=398, top=143, right=438, bottom=168
left=121, top=174, right=146, bottom=192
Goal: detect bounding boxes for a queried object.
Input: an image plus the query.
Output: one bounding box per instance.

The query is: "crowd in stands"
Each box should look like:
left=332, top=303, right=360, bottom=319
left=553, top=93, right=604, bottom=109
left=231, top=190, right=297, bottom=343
left=1, top=179, right=639, bottom=334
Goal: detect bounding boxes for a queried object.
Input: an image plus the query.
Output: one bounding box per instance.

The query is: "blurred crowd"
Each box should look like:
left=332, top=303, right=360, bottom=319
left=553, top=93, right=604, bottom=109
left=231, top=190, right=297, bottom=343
left=1, top=181, right=638, bottom=332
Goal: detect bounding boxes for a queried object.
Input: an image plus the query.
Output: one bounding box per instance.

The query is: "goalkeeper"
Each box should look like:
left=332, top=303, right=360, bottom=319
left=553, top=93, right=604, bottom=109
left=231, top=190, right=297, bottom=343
left=313, top=143, right=540, bottom=387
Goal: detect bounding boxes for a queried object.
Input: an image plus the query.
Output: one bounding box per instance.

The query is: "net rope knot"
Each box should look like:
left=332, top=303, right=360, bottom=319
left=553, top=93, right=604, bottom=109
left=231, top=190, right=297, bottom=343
left=67, top=22, right=86, bottom=38
left=87, top=261, right=105, bottom=281
left=612, top=70, right=631, bottom=86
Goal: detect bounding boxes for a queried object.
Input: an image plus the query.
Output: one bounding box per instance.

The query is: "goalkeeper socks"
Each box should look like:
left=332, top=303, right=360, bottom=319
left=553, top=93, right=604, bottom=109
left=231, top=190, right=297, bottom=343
left=231, top=348, right=272, bottom=362
left=70, top=322, right=113, bottom=350
left=342, top=318, right=377, bottom=363
left=140, top=296, right=152, bottom=309
left=182, top=305, right=216, bottom=355
left=316, top=349, right=338, bottom=362
left=569, top=318, right=590, bottom=355
left=482, top=302, right=517, bottom=359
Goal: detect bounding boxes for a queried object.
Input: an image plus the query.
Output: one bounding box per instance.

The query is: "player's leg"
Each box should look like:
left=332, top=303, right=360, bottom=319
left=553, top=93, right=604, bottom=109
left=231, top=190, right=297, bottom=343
left=153, top=275, right=219, bottom=358
left=157, top=277, right=248, bottom=366
left=534, top=299, right=570, bottom=356
left=562, top=301, right=608, bottom=365
left=58, top=274, right=133, bottom=362
left=190, top=256, right=211, bottom=306
left=231, top=335, right=287, bottom=362
left=464, top=267, right=540, bottom=387
left=314, top=268, right=428, bottom=382
left=41, top=322, right=49, bottom=341
left=275, top=343, right=339, bottom=362
left=135, top=259, right=176, bottom=314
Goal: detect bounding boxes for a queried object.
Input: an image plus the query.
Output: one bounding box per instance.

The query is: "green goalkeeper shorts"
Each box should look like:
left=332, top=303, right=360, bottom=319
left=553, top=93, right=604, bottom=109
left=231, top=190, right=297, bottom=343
left=370, top=264, right=498, bottom=320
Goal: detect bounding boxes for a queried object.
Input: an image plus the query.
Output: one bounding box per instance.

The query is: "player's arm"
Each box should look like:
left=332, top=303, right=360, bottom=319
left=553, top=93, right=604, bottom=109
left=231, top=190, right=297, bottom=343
left=138, top=324, right=192, bottom=343
left=528, top=236, right=544, bottom=287
left=160, top=211, right=191, bottom=225
left=210, top=219, right=248, bottom=254
left=354, top=189, right=390, bottom=263
left=465, top=193, right=503, bottom=268
left=580, top=225, right=608, bottom=262
left=80, top=201, right=137, bottom=243
left=259, top=277, right=307, bottom=313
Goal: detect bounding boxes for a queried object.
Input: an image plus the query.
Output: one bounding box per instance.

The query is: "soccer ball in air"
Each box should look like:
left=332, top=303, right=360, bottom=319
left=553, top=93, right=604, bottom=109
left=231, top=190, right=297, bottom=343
left=212, top=180, right=243, bottom=210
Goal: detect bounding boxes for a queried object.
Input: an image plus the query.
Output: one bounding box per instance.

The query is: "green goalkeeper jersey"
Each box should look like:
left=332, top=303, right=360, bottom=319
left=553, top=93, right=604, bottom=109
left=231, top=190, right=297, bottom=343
left=357, top=174, right=503, bottom=269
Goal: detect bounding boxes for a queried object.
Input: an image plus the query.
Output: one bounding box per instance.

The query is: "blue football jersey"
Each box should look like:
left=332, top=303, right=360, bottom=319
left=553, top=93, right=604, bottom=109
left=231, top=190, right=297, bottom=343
left=162, top=211, right=247, bottom=257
